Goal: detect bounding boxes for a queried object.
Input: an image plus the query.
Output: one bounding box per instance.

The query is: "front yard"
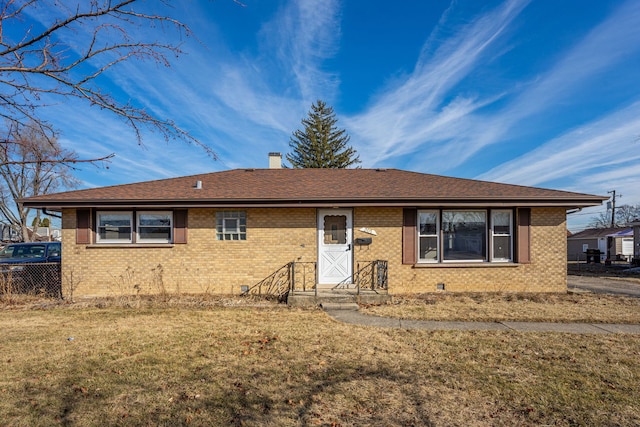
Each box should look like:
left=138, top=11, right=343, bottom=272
left=361, top=292, right=640, bottom=323
left=1, top=294, right=639, bottom=426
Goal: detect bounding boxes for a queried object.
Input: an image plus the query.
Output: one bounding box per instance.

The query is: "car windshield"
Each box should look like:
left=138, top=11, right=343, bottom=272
left=0, top=244, right=46, bottom=259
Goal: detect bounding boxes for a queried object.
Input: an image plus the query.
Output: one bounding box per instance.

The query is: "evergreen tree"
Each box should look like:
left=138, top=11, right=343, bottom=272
left=286, top=100, right=360, bottom=168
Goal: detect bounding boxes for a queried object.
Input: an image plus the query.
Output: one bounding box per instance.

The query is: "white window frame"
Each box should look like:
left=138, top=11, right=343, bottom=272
left=416, top=209, right=514, bottom=264
left=97, top=211, right=133, bottom=243
left=490, top=210, right=513, bottom=262
left=137, top=211, right=173, bottom=244
left=216, top=211, right=246, bottom=241
left=418, top=210, right=439, bottom=263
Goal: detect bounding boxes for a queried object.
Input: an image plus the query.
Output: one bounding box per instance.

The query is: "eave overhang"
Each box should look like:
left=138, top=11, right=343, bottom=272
left=21, top=196, right=607, bottom=211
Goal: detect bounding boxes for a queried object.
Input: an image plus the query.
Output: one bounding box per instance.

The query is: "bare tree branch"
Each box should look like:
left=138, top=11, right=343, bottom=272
left=0, top=122, right=112, bottom=241
left=0, top=0, right=218, bottom=158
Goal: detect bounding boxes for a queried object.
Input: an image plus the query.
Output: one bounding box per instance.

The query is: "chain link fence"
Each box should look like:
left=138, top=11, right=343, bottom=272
left=0, top=263, right=62, bottom=299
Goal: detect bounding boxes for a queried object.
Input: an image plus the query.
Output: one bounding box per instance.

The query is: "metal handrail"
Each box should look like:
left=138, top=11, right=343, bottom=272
left=242, top=260, right=388, bottom=299
left=242, top=261, right=317, bottom=300
left=354, top=260, right=389, bottom=294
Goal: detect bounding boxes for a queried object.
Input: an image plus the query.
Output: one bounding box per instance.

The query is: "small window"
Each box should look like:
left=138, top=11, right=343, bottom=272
left=97, top=212, right=132, bottom=243
left=491, top=210, right=512, bottom=261
left=323, top=215, right=347, bottom=244
left=216, top=211, right=246, bottom=240
left=418, top=210, right=439, bottom=262
left=138, top=212, right=172, bottom=243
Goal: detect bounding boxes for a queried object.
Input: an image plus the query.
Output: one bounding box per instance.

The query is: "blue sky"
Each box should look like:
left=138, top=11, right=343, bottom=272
left=30, top=0, right=640, bottom=231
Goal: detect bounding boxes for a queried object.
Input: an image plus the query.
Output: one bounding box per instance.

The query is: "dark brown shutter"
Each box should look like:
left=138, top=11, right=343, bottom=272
left=402, top=208, right=417, bottom=265
left=173, top=210, right=188, bottom=244
left=76, top=209, right=91, bottom=244
left=517, top=208, right=531, bottom=264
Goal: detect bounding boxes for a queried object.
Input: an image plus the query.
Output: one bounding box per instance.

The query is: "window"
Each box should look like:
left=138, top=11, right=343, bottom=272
left=443, top=211, right=486, bottom=261
left=96, top=211, right=173, bottom=244
left=323, top=215, right=347, bottom=244
left=418, top=211, right=438, bottom=262
left=216, top=211, right=246, bottom=240
left=417, top=209, right=513, bottom=263
left=491, top=210, right=512, bottom=261
left=97, top=212, right=132, bottom=243
left=138, top=212, right=172, bottom=243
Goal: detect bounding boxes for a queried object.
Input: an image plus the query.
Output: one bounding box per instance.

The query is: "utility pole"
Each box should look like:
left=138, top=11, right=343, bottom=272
left=607, top=190, right=621, bottom=227
left=606, top=190, right=621, bottom=263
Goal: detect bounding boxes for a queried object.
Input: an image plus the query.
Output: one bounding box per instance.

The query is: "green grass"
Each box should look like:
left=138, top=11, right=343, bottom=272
left=1, top=299, right=639, bottom=426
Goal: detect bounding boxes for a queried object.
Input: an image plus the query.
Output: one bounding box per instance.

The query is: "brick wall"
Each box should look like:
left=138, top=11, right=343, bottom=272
left=61, top=207, right=567, bottom=297
left=62, top=208, right=316, bottom=297
left=352, top=207, right=566, bottom=294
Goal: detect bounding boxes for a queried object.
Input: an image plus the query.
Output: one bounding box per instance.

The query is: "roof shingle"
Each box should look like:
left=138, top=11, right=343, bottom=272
left=21, top=168, right=607, bottom=209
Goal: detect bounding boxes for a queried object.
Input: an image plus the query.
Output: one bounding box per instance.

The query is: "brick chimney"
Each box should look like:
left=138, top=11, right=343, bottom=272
left=268, top=152, right=282, bottom=169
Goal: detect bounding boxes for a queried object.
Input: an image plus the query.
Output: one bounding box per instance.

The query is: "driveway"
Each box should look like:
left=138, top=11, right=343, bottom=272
left=568, top=275, right=640, bottom=298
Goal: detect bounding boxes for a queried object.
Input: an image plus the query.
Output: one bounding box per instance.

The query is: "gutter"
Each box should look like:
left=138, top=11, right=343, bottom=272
left=23, top=200, right=606, bottom=210
left=42, top=208, right=62, bottom=219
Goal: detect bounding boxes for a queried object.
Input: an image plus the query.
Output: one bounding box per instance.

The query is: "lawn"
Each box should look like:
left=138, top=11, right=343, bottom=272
left=1, top=296, right=639, bottom=426
left=362, top=292, right=640, bottom=323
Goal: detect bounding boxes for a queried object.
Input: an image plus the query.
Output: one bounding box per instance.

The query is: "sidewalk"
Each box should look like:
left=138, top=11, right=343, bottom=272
left=322, top=304, right=640, bottom=334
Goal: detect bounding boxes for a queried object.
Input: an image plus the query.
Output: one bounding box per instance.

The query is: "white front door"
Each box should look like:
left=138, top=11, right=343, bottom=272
left=318, top=209, right=353, bottom=285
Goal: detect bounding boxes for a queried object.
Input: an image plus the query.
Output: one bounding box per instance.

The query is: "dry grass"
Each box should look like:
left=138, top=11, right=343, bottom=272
left=362, top=292, right=640, bottom=323
left=1, top=297, right=639, bottom=426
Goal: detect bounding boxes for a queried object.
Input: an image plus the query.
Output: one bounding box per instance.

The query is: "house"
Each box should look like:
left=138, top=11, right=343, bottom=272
left=608, top=229, right=635, bottom=262
left=567, top=227, right=634, bottom=262
left=21, top=155, right=606, bottom=298
left=630, top=218, right=640, bottom=266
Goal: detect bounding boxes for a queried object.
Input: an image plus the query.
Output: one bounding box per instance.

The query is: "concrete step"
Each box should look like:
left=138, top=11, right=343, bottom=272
left=320, top=302, right=359, bottom=311
left=287, top=290, right=392, bottom=307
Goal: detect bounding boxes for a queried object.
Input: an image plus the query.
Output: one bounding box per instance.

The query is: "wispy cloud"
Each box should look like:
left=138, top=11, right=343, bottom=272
left=346, top=0, right=640, bottom=177
left=478, top=102, right=640, bottom=188
left=345, top=0, right=530, bottom=167
left=111, top=0, right=344, bottom=167
left=27, top=0, right=345, bottom=180
left=475, top=0, right=640, bottom=216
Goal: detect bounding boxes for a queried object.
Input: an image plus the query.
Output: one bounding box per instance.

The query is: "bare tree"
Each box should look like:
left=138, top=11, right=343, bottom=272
left=0, top=123, right=108, bottom=241
left=0, top=0, right=215, bottom=156
left=588, top=204, right=640, bottom=229
left=588, top=211, right=611, bottom=229
left=615, top=204, right=640, bottom=226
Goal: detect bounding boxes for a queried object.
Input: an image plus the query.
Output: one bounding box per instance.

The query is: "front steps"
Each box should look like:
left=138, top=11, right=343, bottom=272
left=287, top=289, right=392, bottom=307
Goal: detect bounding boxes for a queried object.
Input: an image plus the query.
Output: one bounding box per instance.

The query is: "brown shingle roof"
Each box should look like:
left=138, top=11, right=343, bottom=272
left=567, top=227, right=631, bottom=239
left=21, top=168, right=607, bottom=209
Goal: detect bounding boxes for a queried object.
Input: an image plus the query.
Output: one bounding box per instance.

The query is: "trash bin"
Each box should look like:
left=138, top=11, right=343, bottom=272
left=584, top=249, right=602, bottom=263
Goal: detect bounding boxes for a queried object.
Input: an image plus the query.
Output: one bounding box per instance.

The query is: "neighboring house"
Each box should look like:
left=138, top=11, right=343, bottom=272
left=0, top=224, right=21, bottom=242
left=0, top=224, right=61, bottom=244
left=567, top=227, right=633, bottom=262
left=630, top=218, right=640, bottom=266
left=608, top=229, right=635, bottom=262
left=21, top=157, right=605, bottom=298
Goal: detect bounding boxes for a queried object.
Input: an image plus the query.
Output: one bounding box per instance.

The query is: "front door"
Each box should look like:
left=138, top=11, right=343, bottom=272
left=318, top=209, right=353, bottom=285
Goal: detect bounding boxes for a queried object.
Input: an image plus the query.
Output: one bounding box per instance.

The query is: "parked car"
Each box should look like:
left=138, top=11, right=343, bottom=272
left=0, top=242, right=61, bottom=297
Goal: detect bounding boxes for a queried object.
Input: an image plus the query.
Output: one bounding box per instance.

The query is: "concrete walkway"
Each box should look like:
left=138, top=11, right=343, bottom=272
left=322, top=304, right=640, bottom=335
left=568, top=275, right=640, bottom=298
